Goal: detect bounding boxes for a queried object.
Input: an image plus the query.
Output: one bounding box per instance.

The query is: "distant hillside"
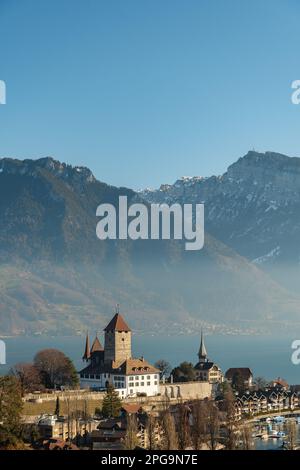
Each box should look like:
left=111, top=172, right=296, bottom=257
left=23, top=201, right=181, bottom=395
left=0, top=156, right=300, bottom=335
left=141, top=151, right=300, bottom=266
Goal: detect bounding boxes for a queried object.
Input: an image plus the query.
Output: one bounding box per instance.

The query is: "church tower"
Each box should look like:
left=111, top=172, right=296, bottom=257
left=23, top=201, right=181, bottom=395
left=198, top=329, right=207, bottom=363
left=104, top=306, right=132, bottom=364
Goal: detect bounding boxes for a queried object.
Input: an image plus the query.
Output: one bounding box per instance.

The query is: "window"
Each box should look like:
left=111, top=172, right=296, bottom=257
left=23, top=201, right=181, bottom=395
left=129, top=382, right=134, bottom=387
left=154, top=381, right=158, bottom=385
left=141, top=382, right=144, bottom=386
left=147, top=382, right=150, bottom=386
left=130, top=389, right=133, bottom=394
left=147, top=375, right=150, bottom=379
left=129, top=376, right=134, bottom=380
left=141, top=376, right=144, bottom=380
left=96, top=375, right=100, bottom=379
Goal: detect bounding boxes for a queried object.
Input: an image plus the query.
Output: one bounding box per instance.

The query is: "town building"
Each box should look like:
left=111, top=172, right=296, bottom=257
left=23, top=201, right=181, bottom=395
left=79, top=308, right=160, bottom=398
left=194, top=331, right=223, bottom=384
left=90, top=405, right=163, bottom=450
left=233, top=389, right=300, bottom=419
left=37, top=414, right=99, bottom=442
left=225, top=367, right=253, bottom=389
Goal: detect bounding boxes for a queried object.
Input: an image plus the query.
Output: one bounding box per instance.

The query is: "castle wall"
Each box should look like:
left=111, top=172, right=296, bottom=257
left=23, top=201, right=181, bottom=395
left=160, top=381, right=212, bottom=400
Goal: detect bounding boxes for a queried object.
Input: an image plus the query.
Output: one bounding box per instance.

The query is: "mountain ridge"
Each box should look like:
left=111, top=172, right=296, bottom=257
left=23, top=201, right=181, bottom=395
left=1, top=153, right=300, bottom=335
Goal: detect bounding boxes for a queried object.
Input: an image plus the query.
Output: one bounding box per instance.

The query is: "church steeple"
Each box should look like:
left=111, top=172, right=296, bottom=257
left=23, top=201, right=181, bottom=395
left=82, top=332, right=91, bottom=362
left=198, top=329, right=207, bottom=363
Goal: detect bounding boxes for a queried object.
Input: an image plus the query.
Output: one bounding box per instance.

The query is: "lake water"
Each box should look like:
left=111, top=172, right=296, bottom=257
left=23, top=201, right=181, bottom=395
left=1, top=333, right=300, bottom=384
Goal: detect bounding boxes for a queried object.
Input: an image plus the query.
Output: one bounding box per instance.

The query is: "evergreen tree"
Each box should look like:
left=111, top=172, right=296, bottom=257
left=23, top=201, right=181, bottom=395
left=0, top=376, right=23, bottom=448
left=54, top=396, right=60, bottom=416
left=101, top=385, right=122, bottom=418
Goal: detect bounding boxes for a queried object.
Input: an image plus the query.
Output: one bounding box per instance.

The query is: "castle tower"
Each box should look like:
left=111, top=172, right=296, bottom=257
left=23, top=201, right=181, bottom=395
left=104, top=306, right=132, bottom=364
left=90, top=333, right=104, bottom=366
left=198, top=329, right=207, bottom=363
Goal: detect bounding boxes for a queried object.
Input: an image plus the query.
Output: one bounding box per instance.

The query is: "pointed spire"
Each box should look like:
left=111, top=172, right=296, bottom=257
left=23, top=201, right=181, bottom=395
left=198, top=329, right=207, bottom=362
left=82, top=332, right=91, bottom=361
left=91, top=333, right=104, bottom=353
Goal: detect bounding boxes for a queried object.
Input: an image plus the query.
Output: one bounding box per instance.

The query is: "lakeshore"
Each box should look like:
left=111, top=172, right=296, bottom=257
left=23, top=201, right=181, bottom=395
left=1, top=333, right=300, bottom=383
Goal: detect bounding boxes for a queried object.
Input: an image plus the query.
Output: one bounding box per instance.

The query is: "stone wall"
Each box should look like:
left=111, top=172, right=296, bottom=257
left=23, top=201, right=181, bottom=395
left=23, top=381, right=212, bottom=406
left=160, top=381, right=212, bottom=400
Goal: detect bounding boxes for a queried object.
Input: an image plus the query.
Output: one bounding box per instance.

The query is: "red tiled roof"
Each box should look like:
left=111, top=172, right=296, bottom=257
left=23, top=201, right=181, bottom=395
left=104, top=313, right=131, bottom=332
left=91, top=336, right=104, bottom=353
left=113, top=357, right=159, bottom=375
left=121, top=404, right=143, bottom=414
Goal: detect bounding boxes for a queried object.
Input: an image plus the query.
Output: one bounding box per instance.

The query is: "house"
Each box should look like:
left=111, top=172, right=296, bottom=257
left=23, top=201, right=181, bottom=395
left=91, top=419, right=126, bottom=450
left=232, top=389, right=300, bottom=418
left=37, top=414, right=99, bottom=442
left=90, top=408, right=163, bottom=450
left=79, top=307, right=160, bottom=398
left=225, top=368, right=253, bottom=389
left=41, top=438, right=79, bottom=451
left=270, top=377, right=289, bottom=390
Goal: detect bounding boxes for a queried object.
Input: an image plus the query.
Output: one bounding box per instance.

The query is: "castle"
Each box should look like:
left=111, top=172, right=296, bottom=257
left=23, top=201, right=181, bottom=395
left=79, top=308, right=160, bottom=398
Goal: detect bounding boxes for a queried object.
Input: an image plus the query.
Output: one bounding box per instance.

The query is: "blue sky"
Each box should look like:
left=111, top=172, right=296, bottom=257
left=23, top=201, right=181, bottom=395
left=1, top=0, right=300, bottom=188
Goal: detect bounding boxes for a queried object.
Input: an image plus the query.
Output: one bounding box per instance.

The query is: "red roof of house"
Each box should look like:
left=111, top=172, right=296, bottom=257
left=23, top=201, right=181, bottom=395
left=121, top=403, right=143, bottom=414
left=104, top=313, right=131, bottom=332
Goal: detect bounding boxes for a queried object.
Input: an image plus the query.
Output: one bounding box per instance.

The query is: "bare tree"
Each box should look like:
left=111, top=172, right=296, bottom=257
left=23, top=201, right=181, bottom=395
left=147, top=413, right=158, bottom=450
left=191, top=399, right=208, bottom=450
left=10, top=362, right=43, bottom=394
left=123, top=415, right=139, bottom=450
left=34, top=349, right=78, bottom=389
left=223, top=390, right=239, bottom=450
left=154, top=360, right=171, bottom=379
left=206, top=401, right=220, bottom=450
left=286, top=420, right=298, bottom=450
left=161, top=410, right=178, bottom=450
left=253, top=377, right=268, bottom=390
left=177, top=403, right=191, bottom=450
left=240, top=422, right=254, bottom=450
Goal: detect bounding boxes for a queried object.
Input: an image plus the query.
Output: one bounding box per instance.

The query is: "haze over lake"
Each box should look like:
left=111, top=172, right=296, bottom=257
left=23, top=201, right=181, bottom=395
left=1, top=334, right=300, bottom=384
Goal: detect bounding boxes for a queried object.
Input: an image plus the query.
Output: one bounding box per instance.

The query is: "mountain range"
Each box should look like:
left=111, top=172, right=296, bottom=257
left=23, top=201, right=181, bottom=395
left=0, top=152, right=300, bottom=336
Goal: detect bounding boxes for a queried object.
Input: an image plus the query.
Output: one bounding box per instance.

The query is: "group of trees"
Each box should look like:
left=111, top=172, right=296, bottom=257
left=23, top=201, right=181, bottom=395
left=0, top=348, right=79, bottom=449
left=11, top=348, right=78, bottom=394
left=154, top=359, right=196, bottom=383
left=159, top=394, right=254, bottom=450
left=118, top=388, right=248, bottom=451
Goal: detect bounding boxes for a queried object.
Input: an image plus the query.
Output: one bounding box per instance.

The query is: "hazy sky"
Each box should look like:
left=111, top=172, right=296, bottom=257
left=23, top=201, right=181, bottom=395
left=1, top=0, right=300, bottom=188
